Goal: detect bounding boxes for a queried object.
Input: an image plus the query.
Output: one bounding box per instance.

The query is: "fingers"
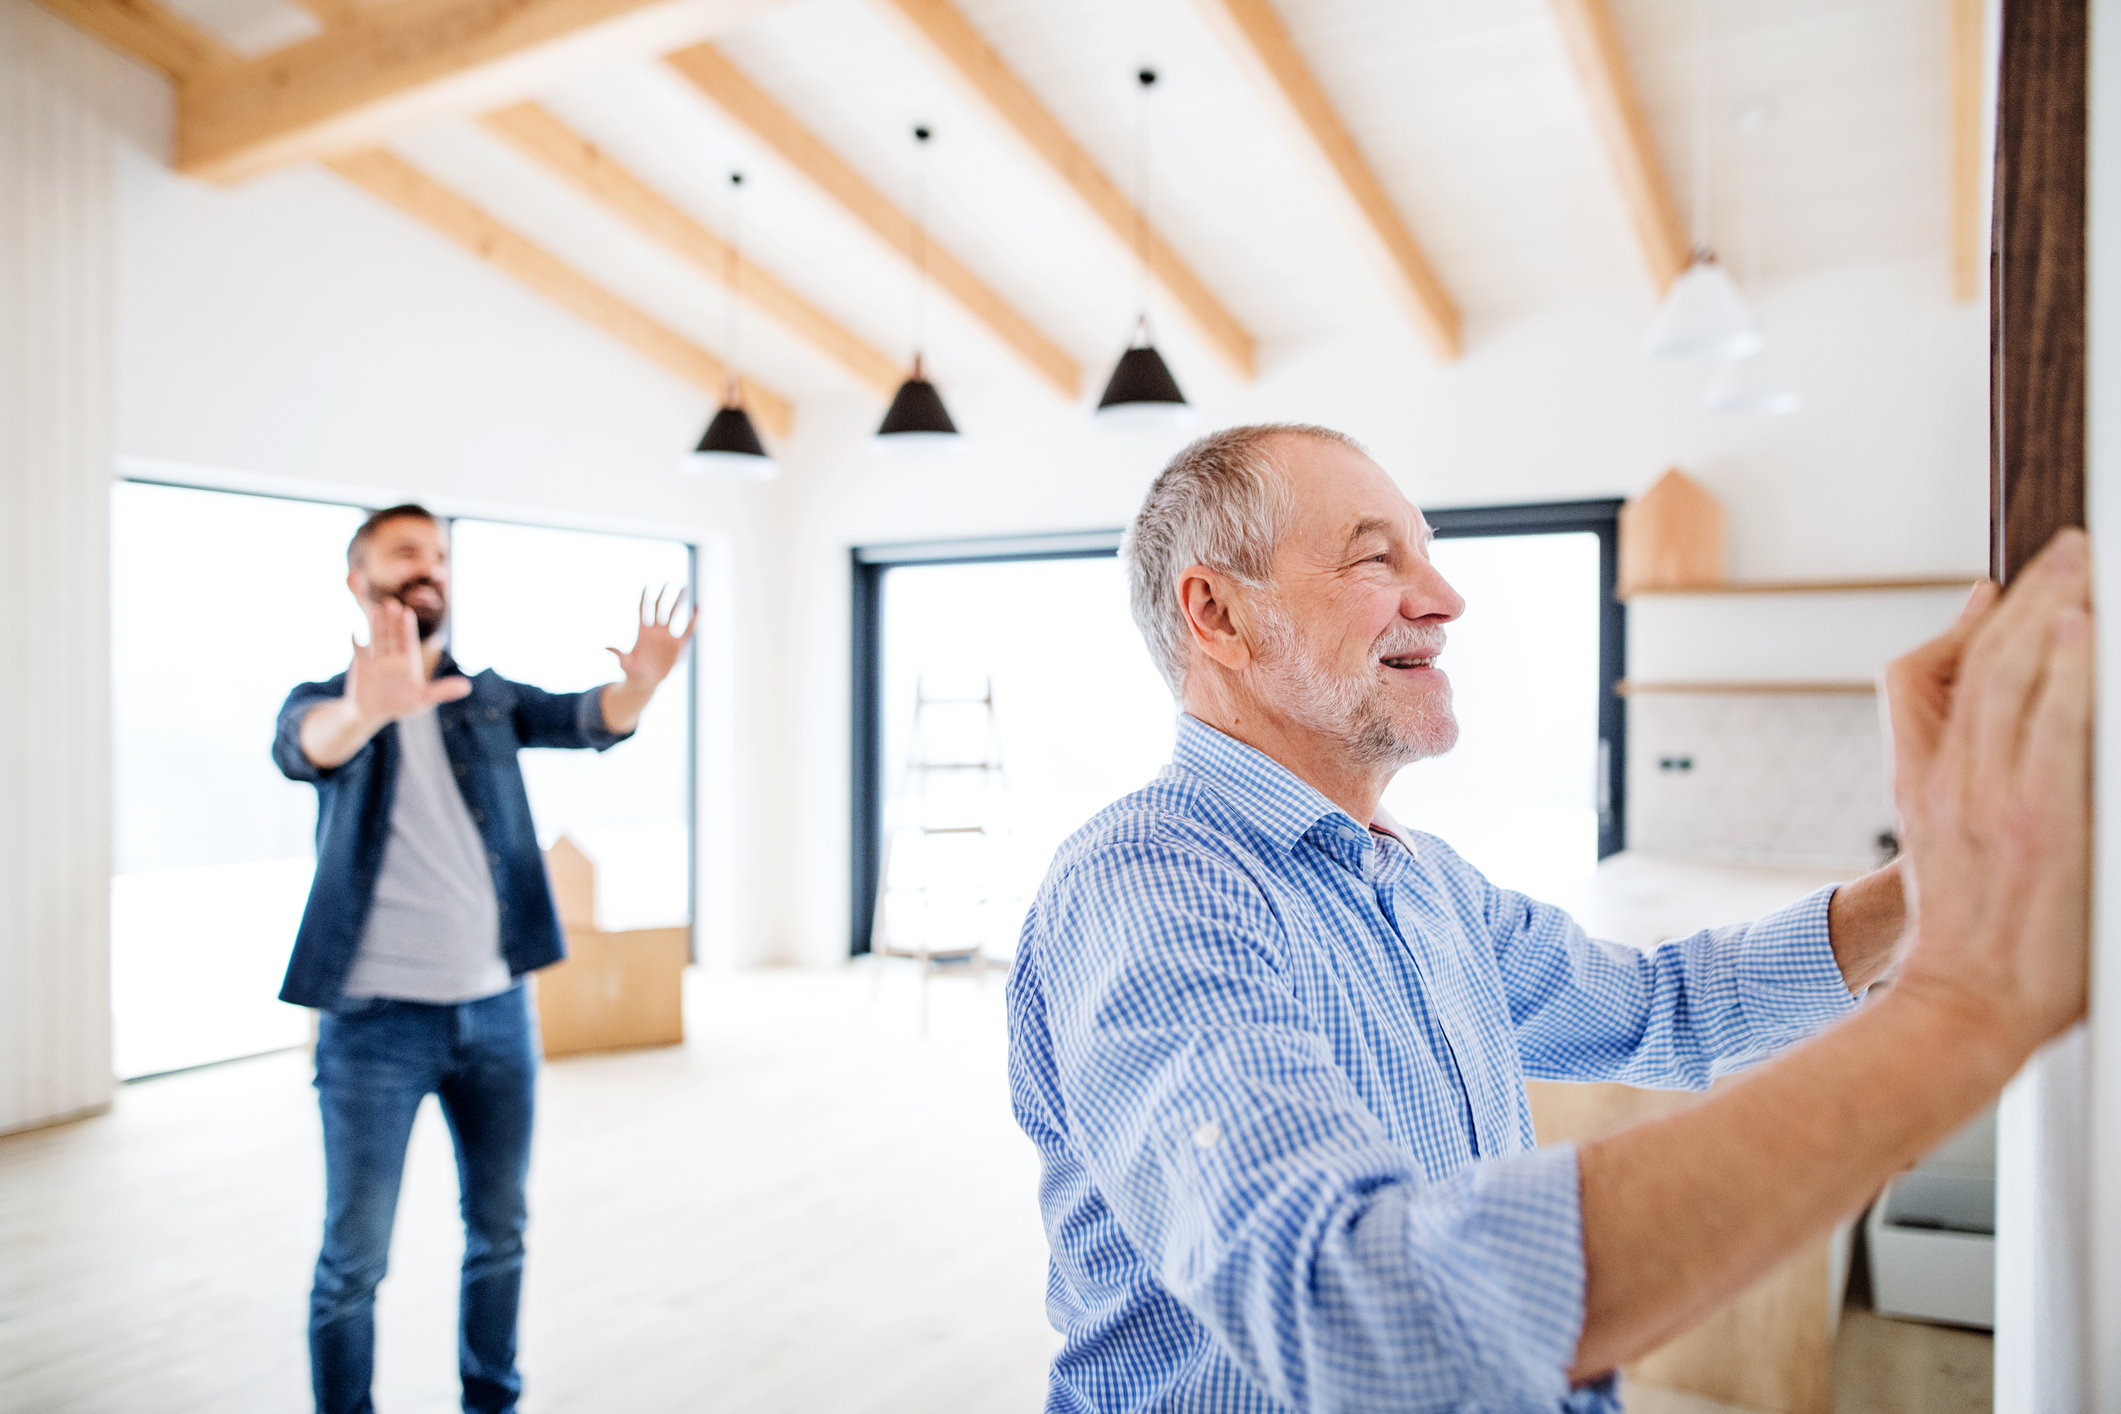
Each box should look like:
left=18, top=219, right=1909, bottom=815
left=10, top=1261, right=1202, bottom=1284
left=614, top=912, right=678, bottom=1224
left=1883, top=579, right=1997, bottom=802
left=638, top=587, right=648, bottom=627
left=667, top=586, right=688, bottom=628
left=2022, top=607, right=2095, bottom=826
left=653, top=582, right=671, bottom=625
left=427, top=676, right=474, bottom=705
left=1954, top=532, right=2090, bottom=790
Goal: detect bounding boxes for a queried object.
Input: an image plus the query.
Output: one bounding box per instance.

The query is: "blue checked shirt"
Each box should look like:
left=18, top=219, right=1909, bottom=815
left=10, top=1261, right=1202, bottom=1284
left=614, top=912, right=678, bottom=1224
left=1006, top=715, right=1860, bottom=1413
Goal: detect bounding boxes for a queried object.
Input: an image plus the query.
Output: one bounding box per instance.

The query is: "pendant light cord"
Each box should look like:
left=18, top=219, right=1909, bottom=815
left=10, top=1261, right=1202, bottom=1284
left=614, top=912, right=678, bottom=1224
left=1134, top=69, right=1155, bottom=346
left=726, top=171, right=743, bottom=404
left=912, top=125, right=931, bottom=373
left=1689, top=0, right=1710, bottom=257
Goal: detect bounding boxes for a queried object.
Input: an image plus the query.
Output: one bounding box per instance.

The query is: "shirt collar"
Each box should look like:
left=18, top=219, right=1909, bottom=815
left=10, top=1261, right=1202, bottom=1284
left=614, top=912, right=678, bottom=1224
left=1171, top=714, right=1406, bottom=859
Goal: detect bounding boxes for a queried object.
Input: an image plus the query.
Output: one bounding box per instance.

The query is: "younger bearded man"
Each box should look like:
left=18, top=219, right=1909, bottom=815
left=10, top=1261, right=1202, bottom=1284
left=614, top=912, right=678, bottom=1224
left=274, top=505, right=692, bottom=1414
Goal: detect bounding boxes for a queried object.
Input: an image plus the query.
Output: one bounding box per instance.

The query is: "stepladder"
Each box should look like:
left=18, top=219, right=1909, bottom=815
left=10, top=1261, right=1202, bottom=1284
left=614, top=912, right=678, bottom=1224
left=870, top=675, right=1013, bottom=1035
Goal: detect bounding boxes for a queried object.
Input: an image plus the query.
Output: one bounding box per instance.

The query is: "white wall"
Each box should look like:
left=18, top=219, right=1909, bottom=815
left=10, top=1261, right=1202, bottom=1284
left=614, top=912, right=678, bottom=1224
left=1994, top=2, right=2121, bottom=1406
left=0, top=0, right=153, bottom=1133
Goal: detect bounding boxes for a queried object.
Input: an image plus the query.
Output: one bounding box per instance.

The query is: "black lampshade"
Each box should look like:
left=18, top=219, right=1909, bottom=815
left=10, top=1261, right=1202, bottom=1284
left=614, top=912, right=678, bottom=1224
left=876, top=376, right=959, bottom=440
left=682, top=404, right=777, bottom=479
left=700, top=405, right=766, bottom=457
left=1099, top=344, right=1186, bottom=410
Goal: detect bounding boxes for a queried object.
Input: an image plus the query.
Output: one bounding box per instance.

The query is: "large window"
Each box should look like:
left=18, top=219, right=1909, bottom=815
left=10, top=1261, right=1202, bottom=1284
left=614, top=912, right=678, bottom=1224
left=1380, top=502, right=1623, bottom=899
left=448, top=519, right=694, bottom=932
left=110, top=485, right=695, bottom=1080
left=110, top=484, right=367, bottom=1079
left=850, top=504, right=1622, bottom=953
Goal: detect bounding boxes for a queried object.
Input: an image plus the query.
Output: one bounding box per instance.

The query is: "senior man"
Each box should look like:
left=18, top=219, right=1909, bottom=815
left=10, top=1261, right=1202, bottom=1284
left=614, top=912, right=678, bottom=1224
left=1007, top=424, right=2091, bottom=1411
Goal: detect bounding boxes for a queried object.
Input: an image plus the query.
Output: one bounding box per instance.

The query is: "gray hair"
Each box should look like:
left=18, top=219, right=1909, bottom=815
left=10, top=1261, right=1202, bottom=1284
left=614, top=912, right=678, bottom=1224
left=1122, top=423, right=1365, bottom=695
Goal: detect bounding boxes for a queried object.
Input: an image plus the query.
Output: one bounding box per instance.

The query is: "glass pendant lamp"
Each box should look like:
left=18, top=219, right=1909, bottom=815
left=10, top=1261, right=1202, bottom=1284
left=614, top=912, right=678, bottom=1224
left=1642, top=0, right=1761, bottom=362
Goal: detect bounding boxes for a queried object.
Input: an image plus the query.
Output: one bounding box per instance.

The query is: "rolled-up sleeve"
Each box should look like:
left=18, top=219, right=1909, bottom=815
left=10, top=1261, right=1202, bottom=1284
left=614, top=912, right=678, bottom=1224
left=273, top=677, right=350, bottom=783
left=506, top=678, right=632, bottom=751
left=1474, top=867, right=1859, bottom=1089
left=1040, top=830, right=1590, bottom=1412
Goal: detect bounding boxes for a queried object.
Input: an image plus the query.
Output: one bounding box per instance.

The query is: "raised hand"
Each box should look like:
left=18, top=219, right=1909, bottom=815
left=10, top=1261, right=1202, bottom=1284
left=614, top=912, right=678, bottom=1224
left=606, top=585, right=697, bottom=689
left=349, top=597, right=473, bottom=725
left=1883, top=528, right=2094, bottom=1058
left=595, top=586, right=696, bottom=736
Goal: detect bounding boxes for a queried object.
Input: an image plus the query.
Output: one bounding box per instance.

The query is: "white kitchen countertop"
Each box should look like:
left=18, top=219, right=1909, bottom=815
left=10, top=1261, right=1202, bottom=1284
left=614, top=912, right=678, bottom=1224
left=1536, top=850, right=1861, bottom=953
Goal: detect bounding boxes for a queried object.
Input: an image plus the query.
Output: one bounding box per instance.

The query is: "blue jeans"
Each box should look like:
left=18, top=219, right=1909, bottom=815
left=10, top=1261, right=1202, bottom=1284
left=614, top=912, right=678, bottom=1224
left=310, top=985, right=537, bottom=1414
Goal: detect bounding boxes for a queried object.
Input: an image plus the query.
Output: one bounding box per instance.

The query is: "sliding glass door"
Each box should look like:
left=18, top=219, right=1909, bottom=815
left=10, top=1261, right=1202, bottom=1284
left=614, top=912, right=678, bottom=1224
left=110, top=483, right=366, bottom=1079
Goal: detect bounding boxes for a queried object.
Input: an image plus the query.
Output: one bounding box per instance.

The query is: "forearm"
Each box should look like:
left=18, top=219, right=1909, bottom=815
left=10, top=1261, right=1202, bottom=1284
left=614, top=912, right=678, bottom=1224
left=1826, top=860, right=1908, bottom=992
left=1570, top=985, right=2019, bottom=1378
left=298, top=697, right=387, bottom=770
left=599, top=678, right=656, bottom=734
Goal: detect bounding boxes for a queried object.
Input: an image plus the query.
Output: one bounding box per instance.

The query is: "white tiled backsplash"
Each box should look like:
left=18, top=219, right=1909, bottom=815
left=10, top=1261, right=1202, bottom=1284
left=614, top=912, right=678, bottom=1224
left=1626, top=693, right=1896, bottom=872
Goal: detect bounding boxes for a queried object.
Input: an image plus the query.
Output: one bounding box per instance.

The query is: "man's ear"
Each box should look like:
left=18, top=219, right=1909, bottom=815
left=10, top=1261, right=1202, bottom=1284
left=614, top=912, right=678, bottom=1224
left=1178, top=564, right=1257, bottom=673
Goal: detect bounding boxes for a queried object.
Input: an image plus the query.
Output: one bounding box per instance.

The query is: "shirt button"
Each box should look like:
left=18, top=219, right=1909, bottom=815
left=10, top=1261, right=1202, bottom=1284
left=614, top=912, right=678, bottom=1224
left=455, top=764, right=469, bottom=777
left=487, top=849, right=500, bottom=864
left=497, top=901, right=509, bottom=913
left=487, top=708, right=501, bottom=721
left=471, top=809, right=484, bottom=822
left=1192, top=1120, right=1222, bottom=1150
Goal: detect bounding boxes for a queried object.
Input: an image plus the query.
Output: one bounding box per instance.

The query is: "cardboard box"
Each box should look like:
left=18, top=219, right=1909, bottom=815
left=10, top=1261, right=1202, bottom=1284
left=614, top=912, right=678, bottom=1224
left=534, top=836, right=689, bottom=1059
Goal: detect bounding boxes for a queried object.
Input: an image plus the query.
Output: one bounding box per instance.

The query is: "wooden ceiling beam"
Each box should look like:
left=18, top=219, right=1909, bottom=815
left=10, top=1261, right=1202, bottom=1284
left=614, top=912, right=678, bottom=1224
left=665, top=43, right=1080, bottom=397
left=1192, top=0, right=1458, bottom=359
left=282, top=0, right=366, bottom=31
left=1549, top=0, right=1689, bottom=291
left=29, top=0, right=233, bottom=80
left=872, top=0, right=1256, bottom=380
left=1949, top=0, right=1986, bottom=302
left=481, top=101, right=902, bottom=395
left=327, top=149, right=794, bottom=435
left=175, top=0, right=779, bottom=183
left=30, top=1, right=797, bottom=434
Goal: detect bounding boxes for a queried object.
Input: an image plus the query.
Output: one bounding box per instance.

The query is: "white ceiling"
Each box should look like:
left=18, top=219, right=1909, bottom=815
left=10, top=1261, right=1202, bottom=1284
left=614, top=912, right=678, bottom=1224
left=169, top=0, right=1959, bottom=413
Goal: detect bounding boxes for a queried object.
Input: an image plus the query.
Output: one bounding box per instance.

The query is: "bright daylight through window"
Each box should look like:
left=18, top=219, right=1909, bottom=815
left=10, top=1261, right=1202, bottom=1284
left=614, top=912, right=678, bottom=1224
left=109, top=487, right=695, bottom=1079
left=869, top=531, right=1606, bottom=963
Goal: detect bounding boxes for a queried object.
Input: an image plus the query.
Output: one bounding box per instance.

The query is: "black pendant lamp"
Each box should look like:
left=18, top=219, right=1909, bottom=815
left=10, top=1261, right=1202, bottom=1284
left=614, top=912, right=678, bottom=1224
left=1097, top=69, right=1191, bottom=430
left=683, top=172, right=778, bottom=479
left=874, top=126, right=963, bottom=455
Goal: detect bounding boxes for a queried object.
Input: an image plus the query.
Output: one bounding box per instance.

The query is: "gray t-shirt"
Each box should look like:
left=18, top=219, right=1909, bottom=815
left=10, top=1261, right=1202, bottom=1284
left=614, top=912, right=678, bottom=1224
left=341, top=707, right=513, bottom=1004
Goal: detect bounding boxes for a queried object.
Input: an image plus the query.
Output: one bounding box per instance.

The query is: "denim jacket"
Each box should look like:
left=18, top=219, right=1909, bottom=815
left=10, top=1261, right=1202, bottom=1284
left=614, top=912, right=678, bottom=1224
left=272, top=652, right=631, bottom=1008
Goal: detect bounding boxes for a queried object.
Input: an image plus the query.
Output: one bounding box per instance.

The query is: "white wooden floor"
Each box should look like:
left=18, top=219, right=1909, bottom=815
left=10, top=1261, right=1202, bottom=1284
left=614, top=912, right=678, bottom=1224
left=1, top=967, right=1059, bottom=1414
left=1, top=967, right=1991, bottom=1414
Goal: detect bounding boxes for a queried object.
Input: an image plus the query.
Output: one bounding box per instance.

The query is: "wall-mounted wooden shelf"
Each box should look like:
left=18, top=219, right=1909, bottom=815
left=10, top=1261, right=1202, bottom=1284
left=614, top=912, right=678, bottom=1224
left=1621, top=576, right=1979, bottom=601
left=1617, top=681, right=1877, bottom=696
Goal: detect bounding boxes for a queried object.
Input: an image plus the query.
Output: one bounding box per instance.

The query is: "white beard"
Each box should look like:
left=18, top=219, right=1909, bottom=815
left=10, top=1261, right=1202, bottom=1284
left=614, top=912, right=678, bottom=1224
left=1251, top=597, right=1459, bottom=771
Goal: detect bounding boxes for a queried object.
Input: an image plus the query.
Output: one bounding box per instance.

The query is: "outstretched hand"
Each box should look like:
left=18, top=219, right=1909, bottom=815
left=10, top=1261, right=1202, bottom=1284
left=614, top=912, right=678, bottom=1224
left=1883, top=528, right=2094, bottom=1060
left=349, top=597, right=471, bottom=725
left=607, top=585, right=697, bottom=688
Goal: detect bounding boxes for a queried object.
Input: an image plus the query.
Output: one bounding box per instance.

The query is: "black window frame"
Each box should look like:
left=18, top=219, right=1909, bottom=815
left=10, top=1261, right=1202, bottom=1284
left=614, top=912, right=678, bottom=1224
left=1422, top=498, right=1627, bottom=861
left=848, top=503, right=1626, bottom=957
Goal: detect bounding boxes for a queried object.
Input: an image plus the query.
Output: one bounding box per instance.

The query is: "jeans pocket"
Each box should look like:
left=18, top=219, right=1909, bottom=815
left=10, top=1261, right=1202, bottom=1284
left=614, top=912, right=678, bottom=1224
left=331, top=997, right=391, bottom=1019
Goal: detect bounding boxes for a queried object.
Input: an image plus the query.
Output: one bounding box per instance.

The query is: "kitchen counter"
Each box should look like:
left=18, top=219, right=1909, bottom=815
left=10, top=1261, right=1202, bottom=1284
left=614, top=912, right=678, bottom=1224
left=1541, top=850, right=1862, bottom=954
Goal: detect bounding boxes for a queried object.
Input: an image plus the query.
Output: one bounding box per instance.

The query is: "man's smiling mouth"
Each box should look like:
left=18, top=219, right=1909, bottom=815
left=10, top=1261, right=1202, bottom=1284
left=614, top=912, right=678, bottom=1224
left=1380, top=653, right=1439, bottom=670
